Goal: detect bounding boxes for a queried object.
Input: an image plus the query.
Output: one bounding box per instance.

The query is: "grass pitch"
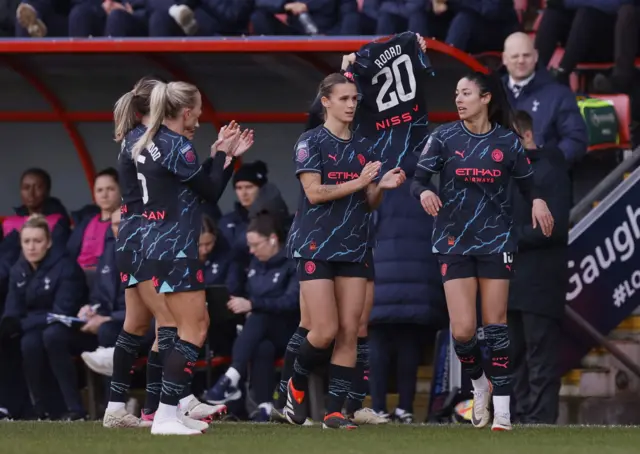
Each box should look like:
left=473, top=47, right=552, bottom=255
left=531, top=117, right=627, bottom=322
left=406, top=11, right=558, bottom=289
left=1, top=422, right=639, bottom=454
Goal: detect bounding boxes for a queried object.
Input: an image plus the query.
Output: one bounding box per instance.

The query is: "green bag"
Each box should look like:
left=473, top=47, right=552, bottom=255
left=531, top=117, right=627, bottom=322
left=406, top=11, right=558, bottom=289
left=577, top=97, right=619, bottom=147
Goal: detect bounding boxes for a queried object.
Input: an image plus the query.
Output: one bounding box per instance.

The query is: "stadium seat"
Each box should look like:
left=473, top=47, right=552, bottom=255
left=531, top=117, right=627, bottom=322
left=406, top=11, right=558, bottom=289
left=473, top=51, right=503, bottom=71
left=587, top=93, right=632, bottom=152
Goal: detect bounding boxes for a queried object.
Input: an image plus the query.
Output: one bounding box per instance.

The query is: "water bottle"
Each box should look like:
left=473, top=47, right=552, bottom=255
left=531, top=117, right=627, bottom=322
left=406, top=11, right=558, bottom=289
left=299, top=12, right=319, bottom=35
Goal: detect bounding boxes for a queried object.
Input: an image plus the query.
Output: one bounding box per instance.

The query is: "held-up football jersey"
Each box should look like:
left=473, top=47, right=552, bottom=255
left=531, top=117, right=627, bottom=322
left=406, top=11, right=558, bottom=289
left=347, top=31, right=433, bottom=170
left=287, top=125, right=377, bottom=263
left=416, top=121, right=534, bottom=255
left=136, top=125, right=207, bottom=261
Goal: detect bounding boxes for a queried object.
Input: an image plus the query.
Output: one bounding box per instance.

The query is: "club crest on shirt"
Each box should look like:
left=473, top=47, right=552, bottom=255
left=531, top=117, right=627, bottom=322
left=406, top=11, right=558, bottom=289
left=179, top=143, right=196, bottom=163
left=491, top=149, right=503, bottom=162
left=296, top=140, right=309, bottom=162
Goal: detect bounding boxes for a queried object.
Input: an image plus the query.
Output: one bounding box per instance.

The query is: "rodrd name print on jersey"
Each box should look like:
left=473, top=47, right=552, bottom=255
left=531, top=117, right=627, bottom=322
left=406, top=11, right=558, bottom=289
left=373, top=44, right=403, bottom=69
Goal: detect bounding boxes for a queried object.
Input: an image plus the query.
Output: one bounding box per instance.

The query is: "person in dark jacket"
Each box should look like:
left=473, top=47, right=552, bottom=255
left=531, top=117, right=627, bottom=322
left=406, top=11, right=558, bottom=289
left=375, top=0, right=428, bottom=35
left=508, top=111, right=571, bottom=425
left=368, top=150, right=448, bottom=424
left=0, top=168, right=71, bottom=314
left=152, top=0, right=254, bottom=36
left=219, top=160, right=268, bottom=272
left=501, top=32, right=588, bottom=167
left=438, top=0, right=520, bottom=54
left=67, top=0, right=149, bottom=37
left=2, top=214, right=91, bottom=420
left=535, top=0, right=633, bottom=87
left=201, top=214, right=245, bottom=358
left=204, top=212, right=300, bottom=422
left=250, top=0, right=359, bottom=35
left=67, top=167, right=121, bottom=270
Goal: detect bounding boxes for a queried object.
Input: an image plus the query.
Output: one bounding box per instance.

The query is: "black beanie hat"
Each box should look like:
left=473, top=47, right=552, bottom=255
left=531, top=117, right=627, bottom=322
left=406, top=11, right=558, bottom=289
left=233, top=160, right=268, bottom=187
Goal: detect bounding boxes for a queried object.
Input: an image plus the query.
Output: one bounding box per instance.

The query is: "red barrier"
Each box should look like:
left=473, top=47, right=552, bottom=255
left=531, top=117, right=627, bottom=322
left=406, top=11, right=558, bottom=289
left=0, top=38, right=487, bottom=192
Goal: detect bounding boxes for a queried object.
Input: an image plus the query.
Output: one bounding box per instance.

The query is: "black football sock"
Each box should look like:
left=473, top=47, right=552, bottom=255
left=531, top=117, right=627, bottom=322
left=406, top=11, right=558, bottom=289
left=108, top=330, right=143, bottom=403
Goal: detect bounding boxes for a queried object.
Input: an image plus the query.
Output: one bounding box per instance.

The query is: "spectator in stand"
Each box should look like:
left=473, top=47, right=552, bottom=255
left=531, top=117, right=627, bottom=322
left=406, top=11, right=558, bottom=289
left=201, top=215, right=245, bottom=358
left=367, top=151, right=448, bottom=424
left=0, top=168, right=70, bottom=309
left=204, top=212, right=299, bottom=422
left=535, top=0, right=633, bottom=87
left=150, top=0, right=253, bottom=36
left=201, top=215, right=244, bottom=295
left=67, top=168, right=121, bottom=270
left=68, top=0, right=149, bottom=37
left=14, top=0, right=70, bottom=37
left=2, top=215, right=91, bottom=421
left=219, top=161, right=268, bottom=272
left=358, top=0, right=377, bottom=34
left=593, top=2, right=640, bottom=94
left=433, top=0, right=520, bottom=54
left=251, top=0, right=359, bottom=35
left=501, top=32, right=588, bottom=167
left=79, top=209, right=153, bottom=377
left=0, top=168, right=70, bottom=421
left=374, top=0, right=428, bottom=35
left=509, top=111, right=571, bottom=425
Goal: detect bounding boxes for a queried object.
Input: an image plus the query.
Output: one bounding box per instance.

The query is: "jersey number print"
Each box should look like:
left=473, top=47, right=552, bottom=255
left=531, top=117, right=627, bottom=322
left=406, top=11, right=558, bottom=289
left=372, top=53, right=417, bottom=112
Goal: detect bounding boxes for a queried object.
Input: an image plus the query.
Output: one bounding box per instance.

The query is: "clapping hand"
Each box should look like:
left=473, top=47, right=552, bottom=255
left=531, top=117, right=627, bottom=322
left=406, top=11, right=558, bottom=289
left=357, top=161, right=382, bottom=188
left=211, top=121, right=240, bottom=156
left=231, top=127, right=255, bottom=158
left=378, top=167, right=406, bottom=189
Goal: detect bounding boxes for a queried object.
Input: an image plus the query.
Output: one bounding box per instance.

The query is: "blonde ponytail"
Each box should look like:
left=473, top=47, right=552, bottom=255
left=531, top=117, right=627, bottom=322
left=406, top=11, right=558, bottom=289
left=113, top=91, right=136, bottom=143
left=131, top=82, right=168, bottom=160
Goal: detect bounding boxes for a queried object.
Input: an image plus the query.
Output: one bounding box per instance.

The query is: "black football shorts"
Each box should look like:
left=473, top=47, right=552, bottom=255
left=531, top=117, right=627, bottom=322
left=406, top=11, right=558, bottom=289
left=296, top=259, right=369, bottom=282
left=436, top=253, right=515, bottom=283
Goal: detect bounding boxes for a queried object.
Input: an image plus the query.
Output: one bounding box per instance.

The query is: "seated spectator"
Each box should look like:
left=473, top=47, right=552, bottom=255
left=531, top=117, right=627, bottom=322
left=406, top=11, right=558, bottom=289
left=219, top=160, right=268, bottom=270
left=2, top=215, right=92, bottom=420
left=200, top=215, right=243, bottom=294
left=0, top=168, right=70, bottom=308
left=435, top=0, right=520, bottom=54
left=148, top=0, right=253, bottom=36
left=501, top=32, right=588, bottom=167
left=201, top=215, right=244, bottom=359
left=204, top=212, right=299, bottom=422
left=251, top=0, right=359, bottom=36
left=68, top=0, right=148, bottom=37
left=509, top=111, right=571, bottom=425
left=593, top=2, right=639, bottom=94
left=375, top=0, right=428, bottom=36
left=368, top=150, right=448, bottom=424
left=14, top=0, right=70, bottom=37
left=80, top=209, right=153, bottom=376
left=535, top=0, right=628, bottom=86
left=67, top=168, right=121, bottom=270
